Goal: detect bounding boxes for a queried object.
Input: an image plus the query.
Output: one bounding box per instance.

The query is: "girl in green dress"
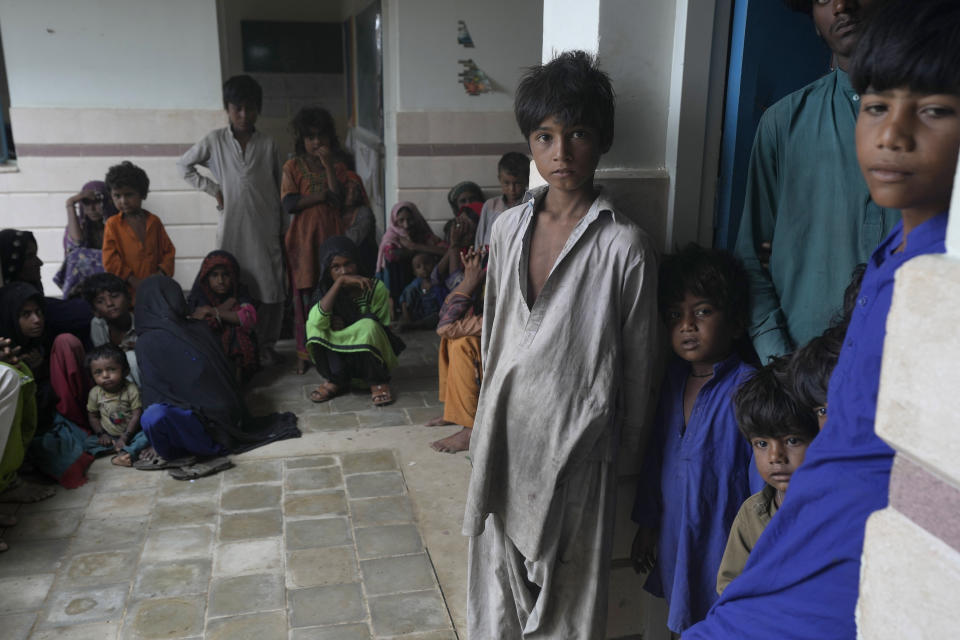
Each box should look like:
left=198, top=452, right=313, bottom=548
left=306, top=237, right=404, bottom=406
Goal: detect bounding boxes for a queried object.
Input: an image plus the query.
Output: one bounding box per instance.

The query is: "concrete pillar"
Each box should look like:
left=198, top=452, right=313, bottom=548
left=858, top=155, right=960, bottom=637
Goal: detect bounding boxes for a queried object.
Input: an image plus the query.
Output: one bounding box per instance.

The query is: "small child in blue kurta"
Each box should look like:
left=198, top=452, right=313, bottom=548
left=631, top=245, right=755, bottom=634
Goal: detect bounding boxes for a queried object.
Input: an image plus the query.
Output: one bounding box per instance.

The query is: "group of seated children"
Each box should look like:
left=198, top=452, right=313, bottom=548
left=629, top=242, right=856, bottom=635
left=377, top=153, right=529, bottom=453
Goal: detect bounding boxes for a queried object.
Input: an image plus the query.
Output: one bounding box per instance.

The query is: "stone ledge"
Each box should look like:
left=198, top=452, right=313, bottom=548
left=877, top=254, right=960, bottom=487
left=858, top=507, right=960, bottom=638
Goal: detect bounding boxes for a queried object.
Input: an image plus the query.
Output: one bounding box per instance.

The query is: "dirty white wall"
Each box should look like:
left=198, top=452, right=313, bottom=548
left=0, top=0, right=223, bottom=293
left=382, top=0, right=542, bottom=231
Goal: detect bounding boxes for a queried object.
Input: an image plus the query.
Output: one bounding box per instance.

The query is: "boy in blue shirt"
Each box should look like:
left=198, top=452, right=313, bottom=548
left=685, top=1, right=960, bottom=637
left=715, top=358, right=819, bottom=594
left=631, top=244, right=754, bottom=634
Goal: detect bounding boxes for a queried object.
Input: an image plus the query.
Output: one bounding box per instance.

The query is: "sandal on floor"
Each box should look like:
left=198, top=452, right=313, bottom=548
left=309, top=382, right=342, bottom=403
left=133, top=455, right=197, bottom=471
left=168, top=457, right=234, bottom=481
left=371, top=384, right=394, bottom=407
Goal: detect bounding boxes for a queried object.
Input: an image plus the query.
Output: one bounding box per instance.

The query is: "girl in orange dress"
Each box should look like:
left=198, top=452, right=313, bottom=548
left=282, top=107, right=369, bottom=373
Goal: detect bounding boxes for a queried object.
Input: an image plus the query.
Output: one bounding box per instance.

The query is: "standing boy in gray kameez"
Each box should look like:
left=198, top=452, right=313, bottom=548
left=464, top=51, right=658, bottom=639
left=177, top=75, right=286, bottom=366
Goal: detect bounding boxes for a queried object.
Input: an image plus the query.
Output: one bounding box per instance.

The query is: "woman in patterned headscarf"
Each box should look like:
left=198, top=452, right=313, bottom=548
left=54, top=180, right=117, bottom=298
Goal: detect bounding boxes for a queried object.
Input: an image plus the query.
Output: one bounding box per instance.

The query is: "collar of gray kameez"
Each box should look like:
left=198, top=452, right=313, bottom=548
left=517, top=185, right=615, bottom=309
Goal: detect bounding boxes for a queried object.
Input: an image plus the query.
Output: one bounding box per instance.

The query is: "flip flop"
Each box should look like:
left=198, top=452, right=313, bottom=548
left=168, top=457, right=234, bottom=481
left=309, top=382, right=342, bottom=403
left=133, top=455, right=197, bottom=471
left=371, top=384, right=394, bottom=407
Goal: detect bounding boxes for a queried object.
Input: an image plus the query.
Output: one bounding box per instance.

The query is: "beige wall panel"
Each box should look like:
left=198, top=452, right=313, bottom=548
left=876, top=255, right=960, bottom=487
left=0, top=157, right=219, bottom=193
left=10, top=108, right=224, bottom=145
left=397, top=156, right=503, bottom=192
left=858, top=508, right=960, bottom=639
left=396, top=111, right=522, bottom=145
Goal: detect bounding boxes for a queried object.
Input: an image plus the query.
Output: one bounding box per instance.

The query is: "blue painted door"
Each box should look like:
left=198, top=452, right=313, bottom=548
left=714, top=0, right=831, bottom=250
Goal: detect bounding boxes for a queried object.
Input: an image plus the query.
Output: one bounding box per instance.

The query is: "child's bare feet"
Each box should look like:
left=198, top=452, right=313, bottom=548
left=296, top=359, right=310, bottom=375
left=425, top=416, right=455, bottom=427
left=111, top=452, right=133, bottom=467
left=430, top=427, right=471, bottom=453
left=0, top=478, right=56, bottom=503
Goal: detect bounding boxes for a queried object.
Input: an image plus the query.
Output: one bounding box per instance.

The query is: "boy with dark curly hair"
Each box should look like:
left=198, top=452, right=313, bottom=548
left=102, top=161, right=175, bottom=299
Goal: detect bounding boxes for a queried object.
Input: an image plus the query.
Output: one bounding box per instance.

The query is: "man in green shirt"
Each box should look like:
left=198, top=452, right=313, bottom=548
left=736, top=0, right=898, bottom=363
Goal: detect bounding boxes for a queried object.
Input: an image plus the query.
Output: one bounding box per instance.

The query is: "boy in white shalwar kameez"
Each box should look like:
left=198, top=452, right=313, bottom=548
left=177, top=75, right=286, bottom=366
left=463, top=50, right=658, bottom=639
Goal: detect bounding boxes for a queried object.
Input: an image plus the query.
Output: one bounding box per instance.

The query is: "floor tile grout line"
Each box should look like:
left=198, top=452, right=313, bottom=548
left=340, top=452, right=378, bottom=638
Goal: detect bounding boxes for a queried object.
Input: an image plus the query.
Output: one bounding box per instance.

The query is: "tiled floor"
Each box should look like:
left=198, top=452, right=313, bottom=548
left=0, top=332, right=471, bottom=639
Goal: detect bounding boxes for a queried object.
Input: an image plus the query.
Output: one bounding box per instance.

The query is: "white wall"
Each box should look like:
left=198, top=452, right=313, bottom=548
left=216, top=0, right=351, bottom=163
left=541, top=0, right=600, bottom=61
left=394, top=0, right=542, bottom=112
left=382, top=0, right=542, bottom=229
left=0, top=0, right=224, bottom=293
left=0, top=0, right=221, bottom=110
left=598, top=0, right=676, bottom=172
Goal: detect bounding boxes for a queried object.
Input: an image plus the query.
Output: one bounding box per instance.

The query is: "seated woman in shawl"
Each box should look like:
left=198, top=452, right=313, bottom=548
left=135, top=276, right=299, bottom=472
left=1, top=229, right=93, bottom=345
left=0, top=337, right=57, bottom=514
left=188, top=250, right=259, bottom=384
left=54, top=180, right=116, bottom=299
left=307, top=237, right=405, bottom=407
left=0, top=283, right=108, bottom=489
left=376, top=202, right=446, bottom=309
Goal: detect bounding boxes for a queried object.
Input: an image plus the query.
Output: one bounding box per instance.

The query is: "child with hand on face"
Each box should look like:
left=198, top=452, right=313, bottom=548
left=631, top=244, right=755, bottom=634
left=283, top=106, right=371, bottom=372
left=86, top=344, right=148, bottom=467
left=55, top=181, right=115, bottom=299
left=188, top=250, right=259, bottom=384
left=306, top=237, right=404, bottom=407
left=716, top=359, right=819, bottom=594
left=398, top=252, right=445, bottom=331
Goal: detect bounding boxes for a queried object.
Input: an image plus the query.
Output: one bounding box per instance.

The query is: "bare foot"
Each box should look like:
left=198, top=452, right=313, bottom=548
left=296, top=359, right=310, bottom=375
left=425, top=416, right=455, bottom=427
left=430, top=427, right=472, bottom=453
left=0, top=479, right=56, bottom=503
left=111, top=452, right=133, bottom=467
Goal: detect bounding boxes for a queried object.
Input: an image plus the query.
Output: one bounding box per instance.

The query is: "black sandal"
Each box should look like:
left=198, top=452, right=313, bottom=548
left=168, top=457, right=234, bottom=481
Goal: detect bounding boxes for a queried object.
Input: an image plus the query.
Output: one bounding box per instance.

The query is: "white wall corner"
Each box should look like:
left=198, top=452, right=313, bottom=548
left=664, top=0, right=726, bottom=252
left=946, top=148, right=960, bottom=256
left=541, top=0, right=600, bottom=61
